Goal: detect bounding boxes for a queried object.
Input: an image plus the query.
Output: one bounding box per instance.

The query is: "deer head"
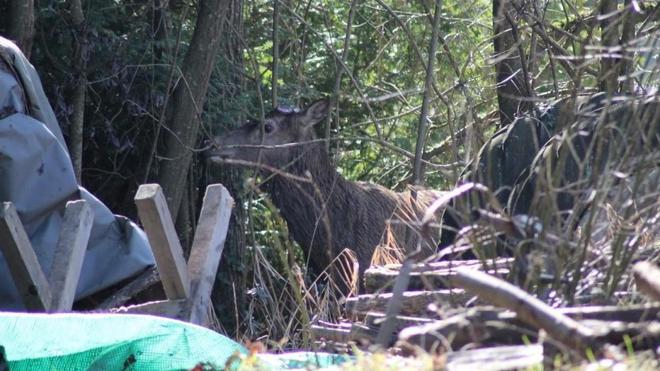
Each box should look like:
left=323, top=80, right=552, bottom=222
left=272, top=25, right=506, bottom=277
left=206, top=99, right=330, bottom=169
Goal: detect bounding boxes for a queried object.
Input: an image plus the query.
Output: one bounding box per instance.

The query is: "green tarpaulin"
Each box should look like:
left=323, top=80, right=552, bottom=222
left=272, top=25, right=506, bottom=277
left=0, top=312, right=349, bottom=370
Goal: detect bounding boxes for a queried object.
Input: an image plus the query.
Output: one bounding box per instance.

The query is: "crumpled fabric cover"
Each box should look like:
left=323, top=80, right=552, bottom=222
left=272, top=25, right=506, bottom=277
left=0, top=36, right=154, bottom=309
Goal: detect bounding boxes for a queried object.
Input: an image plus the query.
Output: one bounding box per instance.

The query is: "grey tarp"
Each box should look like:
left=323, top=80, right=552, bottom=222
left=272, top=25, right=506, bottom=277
left=0, top=37, right=154, bottom=309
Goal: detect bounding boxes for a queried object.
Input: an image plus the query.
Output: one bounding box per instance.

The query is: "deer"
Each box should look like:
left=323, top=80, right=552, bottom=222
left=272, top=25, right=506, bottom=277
left=205, top=99, right=442, bottom=289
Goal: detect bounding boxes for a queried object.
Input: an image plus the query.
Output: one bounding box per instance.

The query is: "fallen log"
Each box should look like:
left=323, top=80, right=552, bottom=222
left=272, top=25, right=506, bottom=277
left=559, top=303, right=660, bottom=322
left=350, top=322, right=378, bottom=343
left=375, top=258, right=415, bottom=347
left=310, top=324, right=352, bottom=343
left=310, top=321, right=379, bottom=345
left=380, top=257, right=514, bottom=273
left=363, top=265, right=509, bottom=293
left=450, top=268, right=601, bottom=356
left=365, top=312, right=435, bottom=328
left=363, top=311, right=435, bottom=346
left=398, top=305, right=660, bottom=353
left=489, top=303, right=660, bottom=323
left=398, top=308, right=543, bottom=352
left=346, top=290, right=472, bottom=318
left=584, top=320, right=660, bottom=349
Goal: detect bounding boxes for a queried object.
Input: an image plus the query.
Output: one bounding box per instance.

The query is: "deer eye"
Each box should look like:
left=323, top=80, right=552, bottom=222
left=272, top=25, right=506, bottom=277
left=264, top=122, right=274, bottom=134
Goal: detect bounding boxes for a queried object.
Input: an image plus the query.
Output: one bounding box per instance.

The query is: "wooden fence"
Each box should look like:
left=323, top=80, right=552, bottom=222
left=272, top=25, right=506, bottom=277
left=0, top=183, right=233, bottom=327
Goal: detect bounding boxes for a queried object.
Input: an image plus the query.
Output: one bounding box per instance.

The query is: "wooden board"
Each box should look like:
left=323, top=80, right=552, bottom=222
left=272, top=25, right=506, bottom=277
left=111, top=298, right=187, bottom=320
left=135, top=184, right=190, bottom=300
left=184, top=184, right=234, bottom=325
left=48, top=200, right=94, bottom=311
left=97, top=266, right=161, bottom=310
left=0, top=202, right=52, bottom=310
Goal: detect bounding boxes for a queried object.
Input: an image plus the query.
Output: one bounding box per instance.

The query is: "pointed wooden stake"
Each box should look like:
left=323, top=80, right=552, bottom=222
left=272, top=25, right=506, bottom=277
left=0, top=202, right=52, bottom=310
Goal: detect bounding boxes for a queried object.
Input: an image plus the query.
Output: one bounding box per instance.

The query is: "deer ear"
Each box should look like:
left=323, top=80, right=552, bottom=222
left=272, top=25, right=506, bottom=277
left=301, top=99, right=330, bottom=128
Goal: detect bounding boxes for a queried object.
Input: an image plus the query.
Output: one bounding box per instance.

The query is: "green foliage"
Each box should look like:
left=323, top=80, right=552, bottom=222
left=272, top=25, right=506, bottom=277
left=21, top=0, right=657, bottom=205
left=31, top=0, right=194, bottom=214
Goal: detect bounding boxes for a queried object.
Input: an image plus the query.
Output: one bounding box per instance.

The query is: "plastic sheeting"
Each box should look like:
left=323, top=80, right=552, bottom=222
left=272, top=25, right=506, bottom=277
left=0, top=37, right=154, bottom=309
left=0, top=312, right=245, bottom=370
left=0, top=312, right=351, bottom=370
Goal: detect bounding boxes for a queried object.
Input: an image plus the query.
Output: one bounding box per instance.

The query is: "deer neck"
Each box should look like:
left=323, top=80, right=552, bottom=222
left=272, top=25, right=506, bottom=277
left=263, top=143, right=353, bottom=271
left=266, top=143, right=348, bottom=199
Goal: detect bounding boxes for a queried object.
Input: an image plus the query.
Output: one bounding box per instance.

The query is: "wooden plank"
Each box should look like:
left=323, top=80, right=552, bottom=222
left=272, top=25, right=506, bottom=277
left=135, top=184, right=190, bottom=300
left=111, top=299, right=187, bottom=320
left=0, top=202, right=52, bottom=310
left=97, top=266, right=161, bottom=310
left=48, top=200, right=94, bottom=312
left=184, top=184, right=234, bottom=325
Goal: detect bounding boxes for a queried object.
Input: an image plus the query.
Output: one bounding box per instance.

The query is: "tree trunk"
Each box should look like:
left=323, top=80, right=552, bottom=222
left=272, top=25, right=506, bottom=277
left=5, top=0, right=35, bottom=58
left=152, top=0, right=171, bottom=61
left=209, top=165, right=246, bottom=335
left=207, top=0, right=247, bottom=337
left=326, top=0, right=358, bottom=155
left=157, top=0, right=227, bottom=219
left=598, top=0, right=620, bottom=95
left=271, top=0, right=279, bottom=107
left=618, top=0, right=636, bottom=94
left=175, top=173, right=194, bottom=253
left=68, top=0, right=87, bottom=183
left=492, top=0, right=533, bottom=127
left=412, top=0, right=443, bottom=186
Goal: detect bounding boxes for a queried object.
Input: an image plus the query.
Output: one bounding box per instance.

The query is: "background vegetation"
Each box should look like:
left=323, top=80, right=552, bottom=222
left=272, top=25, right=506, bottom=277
left=1, top=0, right=658, bottom=351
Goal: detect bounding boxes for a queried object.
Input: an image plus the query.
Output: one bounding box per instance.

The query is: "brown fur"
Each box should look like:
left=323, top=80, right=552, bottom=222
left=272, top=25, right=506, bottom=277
left=207, top=100, right=440, bottom=279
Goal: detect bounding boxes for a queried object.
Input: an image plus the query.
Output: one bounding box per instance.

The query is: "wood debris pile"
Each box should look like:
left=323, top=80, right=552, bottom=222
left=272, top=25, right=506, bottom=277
left=310, top=258, right=660, bottom=369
